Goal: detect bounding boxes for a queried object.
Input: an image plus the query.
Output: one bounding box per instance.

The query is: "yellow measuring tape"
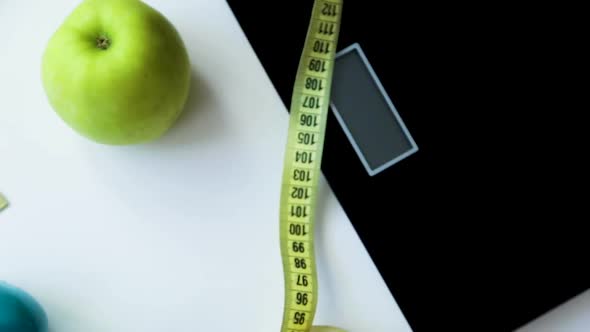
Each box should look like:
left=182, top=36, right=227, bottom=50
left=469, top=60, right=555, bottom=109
left=279, top=1, right=343, bottom=331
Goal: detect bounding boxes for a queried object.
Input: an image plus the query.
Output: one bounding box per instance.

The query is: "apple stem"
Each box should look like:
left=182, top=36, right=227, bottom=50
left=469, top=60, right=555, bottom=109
left=96, top=35, right=110, bottom=50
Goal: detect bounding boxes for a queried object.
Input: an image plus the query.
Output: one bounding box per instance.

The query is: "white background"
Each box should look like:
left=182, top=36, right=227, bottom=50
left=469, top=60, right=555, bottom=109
left=516, top=290, right=590, bottom=332
left=1, top=0, right=587, bottom=331
left=0, top=1, right=412, bottom=331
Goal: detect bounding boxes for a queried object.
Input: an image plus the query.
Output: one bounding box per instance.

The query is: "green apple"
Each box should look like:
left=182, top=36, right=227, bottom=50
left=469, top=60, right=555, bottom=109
left=41, top=0, right=191, bottom=145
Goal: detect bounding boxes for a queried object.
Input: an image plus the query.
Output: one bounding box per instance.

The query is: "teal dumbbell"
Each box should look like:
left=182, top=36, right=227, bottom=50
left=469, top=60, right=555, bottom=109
left=0, top=281, right=48, bottom=332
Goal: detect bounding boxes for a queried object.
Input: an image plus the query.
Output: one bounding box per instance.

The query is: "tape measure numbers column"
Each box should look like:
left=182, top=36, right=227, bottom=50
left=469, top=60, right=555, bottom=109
left=279, top=1, right=343, bottom=332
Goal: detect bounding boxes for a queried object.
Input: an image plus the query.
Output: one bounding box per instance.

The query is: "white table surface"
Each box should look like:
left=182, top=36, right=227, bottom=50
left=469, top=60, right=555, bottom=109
left=0, top=1, right=413, bottom=331
left=516, top=290, right=590, bottom=332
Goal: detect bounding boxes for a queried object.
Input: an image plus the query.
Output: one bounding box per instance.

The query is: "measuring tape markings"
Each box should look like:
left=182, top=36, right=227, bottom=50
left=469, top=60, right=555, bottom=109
left=279, top=1, right=343, bottom=331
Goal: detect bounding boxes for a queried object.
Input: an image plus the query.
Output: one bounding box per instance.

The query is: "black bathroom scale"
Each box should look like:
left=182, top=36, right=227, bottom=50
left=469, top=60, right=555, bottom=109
left=227, top=1, right=589, bottom=331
